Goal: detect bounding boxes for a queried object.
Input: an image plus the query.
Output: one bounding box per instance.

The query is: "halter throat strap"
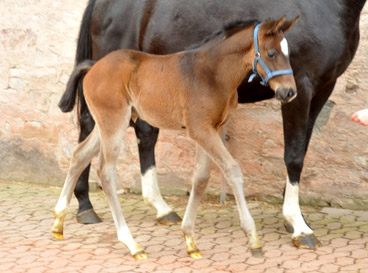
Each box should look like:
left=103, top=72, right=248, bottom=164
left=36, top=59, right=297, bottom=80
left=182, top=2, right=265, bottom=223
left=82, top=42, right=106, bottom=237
left=248, top=23, right=293, bottom=86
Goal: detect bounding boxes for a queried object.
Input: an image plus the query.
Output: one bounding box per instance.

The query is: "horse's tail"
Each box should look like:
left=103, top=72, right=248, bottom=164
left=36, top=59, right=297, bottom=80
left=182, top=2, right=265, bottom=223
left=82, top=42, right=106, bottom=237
left=58, top=0, right=97, bottom=114
left=58, top=60, right=96, bottom=112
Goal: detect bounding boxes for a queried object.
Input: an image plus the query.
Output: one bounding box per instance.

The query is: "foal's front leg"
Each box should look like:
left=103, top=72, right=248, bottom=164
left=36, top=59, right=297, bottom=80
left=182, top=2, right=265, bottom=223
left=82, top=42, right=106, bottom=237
left=188, top=127, right=262, bottom=257
left=182, top=144, right=211, bottom=259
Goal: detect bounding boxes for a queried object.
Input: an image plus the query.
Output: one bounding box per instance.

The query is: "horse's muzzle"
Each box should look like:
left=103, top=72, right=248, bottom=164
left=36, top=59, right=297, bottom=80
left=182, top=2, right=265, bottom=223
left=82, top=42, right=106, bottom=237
left=276, top=88, right=297, bottom=103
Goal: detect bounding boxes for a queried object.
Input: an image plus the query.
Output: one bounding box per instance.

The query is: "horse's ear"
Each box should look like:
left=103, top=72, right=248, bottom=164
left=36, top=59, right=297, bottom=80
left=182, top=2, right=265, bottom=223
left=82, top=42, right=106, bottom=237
left=280, top=16, right=299, bottom=33
left=267, top=16, right=286, bottom=35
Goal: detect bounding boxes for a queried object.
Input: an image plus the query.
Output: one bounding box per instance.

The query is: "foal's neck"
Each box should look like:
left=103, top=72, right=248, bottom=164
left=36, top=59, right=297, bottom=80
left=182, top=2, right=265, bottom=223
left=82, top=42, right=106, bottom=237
left=205, top=26, right=255, bottom=91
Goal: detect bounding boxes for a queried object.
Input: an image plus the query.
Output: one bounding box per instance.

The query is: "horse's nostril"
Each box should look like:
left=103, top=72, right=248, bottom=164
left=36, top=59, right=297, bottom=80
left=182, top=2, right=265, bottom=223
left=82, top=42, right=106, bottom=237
left=286, top=89, right=295, bottom=101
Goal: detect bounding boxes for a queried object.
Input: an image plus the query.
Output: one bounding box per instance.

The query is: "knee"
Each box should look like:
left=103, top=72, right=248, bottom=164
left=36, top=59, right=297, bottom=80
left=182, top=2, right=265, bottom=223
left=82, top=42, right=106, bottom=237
left=225, top=164, right=243, bottom=187
left=284, top=154, right=304, bottom=181
left=192, top=175, right=210, bottom=194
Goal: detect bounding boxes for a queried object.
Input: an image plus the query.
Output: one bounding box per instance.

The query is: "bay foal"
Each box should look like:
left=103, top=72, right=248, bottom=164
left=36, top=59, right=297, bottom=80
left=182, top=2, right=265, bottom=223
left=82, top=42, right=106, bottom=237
left=53, top=17, right=297, bottom=259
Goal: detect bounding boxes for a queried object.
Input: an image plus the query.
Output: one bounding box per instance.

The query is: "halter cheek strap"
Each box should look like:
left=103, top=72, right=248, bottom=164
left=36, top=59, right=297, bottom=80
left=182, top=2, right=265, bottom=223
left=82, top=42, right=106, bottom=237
left=248, top=23, right=293, bottom=86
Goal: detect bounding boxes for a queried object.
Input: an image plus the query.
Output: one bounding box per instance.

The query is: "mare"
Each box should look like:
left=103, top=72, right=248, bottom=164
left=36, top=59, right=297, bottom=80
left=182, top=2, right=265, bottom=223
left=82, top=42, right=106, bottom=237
left=53, top=18, right=297, bottom=259
left=60, top=0, right=366, bottom=250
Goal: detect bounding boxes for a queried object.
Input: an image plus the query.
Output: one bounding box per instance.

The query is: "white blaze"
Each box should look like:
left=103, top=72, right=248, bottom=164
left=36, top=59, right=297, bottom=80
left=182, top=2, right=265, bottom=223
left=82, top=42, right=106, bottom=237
left=280, top=38, right=289, bottom=57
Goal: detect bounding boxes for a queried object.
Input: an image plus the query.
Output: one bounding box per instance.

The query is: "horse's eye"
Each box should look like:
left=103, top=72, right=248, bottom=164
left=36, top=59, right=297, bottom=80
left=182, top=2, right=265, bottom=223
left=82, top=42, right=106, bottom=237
left=268, top=50, right=276, bottom=59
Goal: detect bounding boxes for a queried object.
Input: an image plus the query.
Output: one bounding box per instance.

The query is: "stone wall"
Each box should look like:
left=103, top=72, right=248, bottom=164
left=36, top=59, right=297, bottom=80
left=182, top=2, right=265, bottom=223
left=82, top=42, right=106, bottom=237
left=0, top=1, right=367, bottom=208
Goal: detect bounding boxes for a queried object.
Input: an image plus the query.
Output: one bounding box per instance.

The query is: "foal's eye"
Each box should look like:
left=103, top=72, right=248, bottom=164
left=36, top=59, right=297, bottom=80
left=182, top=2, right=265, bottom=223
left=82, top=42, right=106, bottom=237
left=267, top=50, right=276, bottom=59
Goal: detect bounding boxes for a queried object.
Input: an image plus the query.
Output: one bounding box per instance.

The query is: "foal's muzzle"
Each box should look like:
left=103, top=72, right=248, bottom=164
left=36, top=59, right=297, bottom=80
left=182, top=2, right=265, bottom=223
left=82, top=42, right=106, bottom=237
left=275, top=88, right=297, bottom=103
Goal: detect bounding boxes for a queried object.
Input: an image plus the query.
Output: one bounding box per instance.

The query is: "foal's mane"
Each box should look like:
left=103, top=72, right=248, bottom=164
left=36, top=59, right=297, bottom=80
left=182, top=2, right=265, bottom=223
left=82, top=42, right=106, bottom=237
left=186, top=19, right=260, bottom=50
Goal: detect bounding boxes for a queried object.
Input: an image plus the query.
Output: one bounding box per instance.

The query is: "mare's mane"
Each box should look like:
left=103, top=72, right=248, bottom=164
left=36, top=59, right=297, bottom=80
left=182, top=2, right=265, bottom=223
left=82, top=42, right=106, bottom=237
left=186, top=19, right=260, bottom=50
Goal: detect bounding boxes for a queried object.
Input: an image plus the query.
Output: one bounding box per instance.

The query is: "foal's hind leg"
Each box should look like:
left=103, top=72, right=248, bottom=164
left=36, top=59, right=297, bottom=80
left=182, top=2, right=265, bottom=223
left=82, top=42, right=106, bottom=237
left=188, top=126, right=262, bottom=257
left=182, top=144, right=211, bottom=259
left=52, top=128, right=100, bottom=239
left=97, top=108, right=147, bottom=260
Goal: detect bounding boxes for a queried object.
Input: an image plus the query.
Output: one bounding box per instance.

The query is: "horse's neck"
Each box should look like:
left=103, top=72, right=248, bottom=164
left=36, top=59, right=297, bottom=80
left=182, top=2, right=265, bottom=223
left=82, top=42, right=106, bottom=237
left=209, top=28, right=254, bottom=90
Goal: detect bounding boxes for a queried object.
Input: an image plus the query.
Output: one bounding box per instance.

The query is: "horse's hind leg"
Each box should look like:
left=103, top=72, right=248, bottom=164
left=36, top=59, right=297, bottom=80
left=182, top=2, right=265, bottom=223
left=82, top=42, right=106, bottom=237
left=52, top=128, right=100, bottom=239
left=74, top=109, right=102, bottom=224
left=133, top=119, right=182, bottom=225
left=97, top=107, right=147, bottom=260
left=188, top=126, right=262, bottom=257
left=182, top=144, right=211, bottom=259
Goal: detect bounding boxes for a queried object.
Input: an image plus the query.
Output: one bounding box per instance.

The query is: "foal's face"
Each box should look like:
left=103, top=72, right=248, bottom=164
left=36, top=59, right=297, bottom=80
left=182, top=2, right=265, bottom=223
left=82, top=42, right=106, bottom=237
left=257, top=17, right=298, bottom=103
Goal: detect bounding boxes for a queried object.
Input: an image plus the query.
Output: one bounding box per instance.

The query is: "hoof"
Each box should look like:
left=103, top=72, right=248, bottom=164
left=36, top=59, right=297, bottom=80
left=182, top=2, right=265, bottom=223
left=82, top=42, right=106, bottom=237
left=157, top=211, right=182, bottom=226
left=284, top=222, right=294, bottom=233
left=133, top=250, right=148, bottom=260
left=188, top=250, right=202, bottom=259
left=292, top=233, right=321, bottom=249
left=52, top=231, right=63, bottom=240
left=76, top=208, right=102, bottom=224
left=251, top=248, right=264, bottom=258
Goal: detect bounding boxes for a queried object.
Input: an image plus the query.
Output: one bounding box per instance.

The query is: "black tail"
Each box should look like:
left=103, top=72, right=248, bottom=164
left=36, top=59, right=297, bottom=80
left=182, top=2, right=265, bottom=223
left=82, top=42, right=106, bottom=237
left=58, top=61, right=96, bottom=112
left=58, top=0, right=97, bottom=113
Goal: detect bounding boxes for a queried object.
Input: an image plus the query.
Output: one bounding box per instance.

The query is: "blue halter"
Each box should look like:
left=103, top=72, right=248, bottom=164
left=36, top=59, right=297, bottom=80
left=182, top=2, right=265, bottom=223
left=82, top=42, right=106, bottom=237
left=248, top=23, right=293, bottom=86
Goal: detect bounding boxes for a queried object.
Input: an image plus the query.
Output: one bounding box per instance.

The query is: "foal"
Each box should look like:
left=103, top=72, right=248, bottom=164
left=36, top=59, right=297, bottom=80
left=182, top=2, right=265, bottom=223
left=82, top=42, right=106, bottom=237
left=53, top=17, right=298, bottom=259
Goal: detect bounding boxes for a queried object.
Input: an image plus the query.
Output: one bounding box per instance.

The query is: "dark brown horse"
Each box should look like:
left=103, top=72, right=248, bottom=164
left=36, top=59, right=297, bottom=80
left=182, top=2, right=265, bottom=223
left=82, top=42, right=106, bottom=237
left=59, top=0, right=366, bottom=250
left=54, top=18, right=297, bottom=259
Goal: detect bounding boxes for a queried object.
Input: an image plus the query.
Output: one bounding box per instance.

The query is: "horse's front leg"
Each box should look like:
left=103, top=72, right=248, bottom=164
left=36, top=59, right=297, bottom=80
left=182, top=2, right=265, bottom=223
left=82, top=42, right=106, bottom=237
left=74, top=108, right=102, bottom=224
left=133, top=118, right=182, bottom=225
left=281, top=83, right=324, bottom=249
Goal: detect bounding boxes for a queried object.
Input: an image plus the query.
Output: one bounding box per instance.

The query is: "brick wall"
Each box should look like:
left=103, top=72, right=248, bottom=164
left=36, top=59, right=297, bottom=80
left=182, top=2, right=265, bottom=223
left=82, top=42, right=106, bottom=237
left=0, top=0, right=367, bottom=208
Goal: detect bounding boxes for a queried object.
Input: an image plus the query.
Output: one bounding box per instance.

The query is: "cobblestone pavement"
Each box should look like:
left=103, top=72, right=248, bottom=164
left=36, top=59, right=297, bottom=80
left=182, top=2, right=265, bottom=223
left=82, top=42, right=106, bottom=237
left=1, top=181, right=368, bottom=273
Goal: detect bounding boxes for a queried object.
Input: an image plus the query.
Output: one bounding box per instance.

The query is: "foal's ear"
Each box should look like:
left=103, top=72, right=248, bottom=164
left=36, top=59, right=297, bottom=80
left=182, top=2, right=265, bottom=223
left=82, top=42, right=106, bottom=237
left=280, top=16, right=299, bottom=33
left=267, top=16, right=286, bottom=35
left=266, top=16, right=299, bottom=35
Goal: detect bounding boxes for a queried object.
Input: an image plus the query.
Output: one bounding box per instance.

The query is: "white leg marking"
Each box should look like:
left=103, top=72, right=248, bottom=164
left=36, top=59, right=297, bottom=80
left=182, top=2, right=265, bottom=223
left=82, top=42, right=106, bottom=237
left=182, top=145, right=211, bottom=235
left=283, top=176, right=313, bottom=237
left=280, top=38, right=289, bottom=57
left=141, top=167, right=173, bottom=218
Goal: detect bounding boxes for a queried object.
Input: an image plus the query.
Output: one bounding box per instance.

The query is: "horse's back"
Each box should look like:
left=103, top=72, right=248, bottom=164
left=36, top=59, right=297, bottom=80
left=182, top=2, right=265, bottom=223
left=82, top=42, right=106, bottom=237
left=90, top=0, right=360, bottom=90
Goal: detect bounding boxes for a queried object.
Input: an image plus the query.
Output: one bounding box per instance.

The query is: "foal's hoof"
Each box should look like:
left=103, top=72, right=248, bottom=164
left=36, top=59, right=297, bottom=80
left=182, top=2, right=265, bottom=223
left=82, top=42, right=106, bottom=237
left=52, top=231, right=64, bottom=240
left=188, top=250, right=202, bottom=259
left=284, top=222, right=294, bottom=233
left=133, top=250, right=148, bottom=260
left=157, top=211, right=182, bottom=226
left=251, top=248, right=264, bottom=258
left=292, top=233, right=321, bottom=249
left=76, top=208, right=102, bottom=224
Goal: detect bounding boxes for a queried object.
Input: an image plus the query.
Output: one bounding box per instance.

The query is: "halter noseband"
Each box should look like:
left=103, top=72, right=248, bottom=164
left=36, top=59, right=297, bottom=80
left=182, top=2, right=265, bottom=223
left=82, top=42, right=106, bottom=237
left=248, top=23, right=293, bottom=86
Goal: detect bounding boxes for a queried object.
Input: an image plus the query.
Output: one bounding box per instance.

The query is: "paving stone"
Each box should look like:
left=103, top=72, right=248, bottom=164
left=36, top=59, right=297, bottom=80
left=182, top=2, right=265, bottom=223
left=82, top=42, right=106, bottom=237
left=2, top=181, right=368, bottom=273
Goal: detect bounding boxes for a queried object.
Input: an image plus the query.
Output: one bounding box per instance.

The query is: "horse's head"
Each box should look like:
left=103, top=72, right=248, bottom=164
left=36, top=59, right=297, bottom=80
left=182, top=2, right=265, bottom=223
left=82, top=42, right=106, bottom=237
left=250, top=16, right=298, bottom=103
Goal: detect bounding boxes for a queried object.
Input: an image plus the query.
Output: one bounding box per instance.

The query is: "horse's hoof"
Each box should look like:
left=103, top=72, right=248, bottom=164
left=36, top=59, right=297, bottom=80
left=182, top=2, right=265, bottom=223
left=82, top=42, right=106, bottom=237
left=292, top=233, right=321, bottom=249
left=133, top=250, right=148, bottom=260
left=52, top=231, right=63, bottom=240
left=157, top=211, right=182, bottom=226
left=188, top=250, right=202, bottom=259
left=284, top=222, right=294, bottom=233
left=76, top=208, right=102, bottom=224
left=251, top=248, right=264, bottom=258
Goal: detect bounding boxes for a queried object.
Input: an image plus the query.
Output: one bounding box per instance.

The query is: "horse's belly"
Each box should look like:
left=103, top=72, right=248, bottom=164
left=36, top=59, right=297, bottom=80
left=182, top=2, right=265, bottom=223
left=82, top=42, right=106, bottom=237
left=133, top=105, right=185, bottom=130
